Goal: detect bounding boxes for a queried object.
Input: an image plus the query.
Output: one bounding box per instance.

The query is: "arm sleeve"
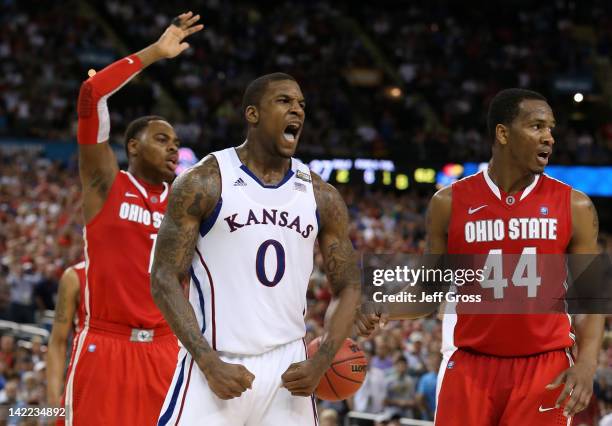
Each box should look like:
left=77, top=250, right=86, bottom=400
left=77, top=54, right=143, bottom=145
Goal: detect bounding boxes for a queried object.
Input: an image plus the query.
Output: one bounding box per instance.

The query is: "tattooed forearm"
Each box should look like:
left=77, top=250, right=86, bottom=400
left=324, top=240, right=360, bottom=294
left=314, top=175, right=360, bottom=294
left=311, top=173, right=362, bottom=367
left=151, top=156, right=221, bottom=361
left=316, top=339, right=337, bottom=364
left=152, top=262, right=212, bottom=359
left=152, top=212, right=210, bottom=358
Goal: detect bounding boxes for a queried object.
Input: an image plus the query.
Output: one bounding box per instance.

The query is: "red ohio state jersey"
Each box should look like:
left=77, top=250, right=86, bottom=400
left=84, top=171, right=169, bottom=328
left=445, top=169, right=574, bottom=356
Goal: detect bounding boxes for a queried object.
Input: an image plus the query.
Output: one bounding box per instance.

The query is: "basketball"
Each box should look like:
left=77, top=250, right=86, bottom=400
left=307, top=337, right=367, bottom=401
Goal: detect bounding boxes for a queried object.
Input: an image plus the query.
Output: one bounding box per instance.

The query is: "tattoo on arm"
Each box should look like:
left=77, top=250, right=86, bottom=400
left=89, top=170, right=111, bottom=197
left=316, top=339, right=337, bottom=364
left=314, top=177, right=360, bottom=294
left=151, top=157, right=221, bottom=360
left=324, top=240, right=360, bottom=294
left=54, top=270, right=79, bottom=324
left=312, top=174, right=362, bottom=366
left=187, top=193, right=204, bottom=217
left=54, top=283, right=69, bottom=323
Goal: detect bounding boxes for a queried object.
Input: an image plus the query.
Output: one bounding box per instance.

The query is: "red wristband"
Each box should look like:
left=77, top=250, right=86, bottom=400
left=77, top=54, right=143, bottom=145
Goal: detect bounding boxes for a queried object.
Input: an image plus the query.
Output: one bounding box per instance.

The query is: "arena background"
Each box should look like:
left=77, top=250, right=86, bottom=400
left=1, top=1, right=611, bottom=425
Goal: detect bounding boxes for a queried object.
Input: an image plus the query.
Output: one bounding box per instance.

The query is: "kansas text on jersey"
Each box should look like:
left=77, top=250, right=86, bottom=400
left=189, top=148, right=318, bottom=355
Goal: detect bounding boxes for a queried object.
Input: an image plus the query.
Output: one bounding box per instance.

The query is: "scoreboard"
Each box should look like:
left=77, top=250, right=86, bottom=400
left=308, top=158, right=437, bottom=191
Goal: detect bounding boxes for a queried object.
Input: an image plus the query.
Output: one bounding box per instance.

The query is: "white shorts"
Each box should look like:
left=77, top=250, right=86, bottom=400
left=157, top=338, right=319, bottom=426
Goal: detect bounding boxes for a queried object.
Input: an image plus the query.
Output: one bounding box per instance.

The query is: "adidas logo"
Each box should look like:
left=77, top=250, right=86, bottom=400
left=234, top=178, right=247, bottom=186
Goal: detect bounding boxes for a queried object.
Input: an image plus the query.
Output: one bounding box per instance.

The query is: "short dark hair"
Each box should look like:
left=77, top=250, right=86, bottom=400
left=241, top=73, right=297, bottom=113
left=487, top=89, right=548, bottom=141
left=123, top=115, right=167, bottom=160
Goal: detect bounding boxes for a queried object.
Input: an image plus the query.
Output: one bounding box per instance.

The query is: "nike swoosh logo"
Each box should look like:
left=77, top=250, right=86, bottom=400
left=125, top=192, right=139, bottom=198
left=468, top=205, right=487, bottom=214
left=538, top=406, right=556, bottom=412
left=126, top=57, right=134, bottom=64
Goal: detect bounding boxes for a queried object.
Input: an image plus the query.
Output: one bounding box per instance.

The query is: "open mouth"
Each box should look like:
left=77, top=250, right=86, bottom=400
left=536, top=151, right=550, bottom=165
left=283, top=122, right=301, bottom=142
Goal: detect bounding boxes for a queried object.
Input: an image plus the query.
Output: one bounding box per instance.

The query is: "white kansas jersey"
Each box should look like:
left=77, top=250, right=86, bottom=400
left=190, top=147, right=318, bottom=355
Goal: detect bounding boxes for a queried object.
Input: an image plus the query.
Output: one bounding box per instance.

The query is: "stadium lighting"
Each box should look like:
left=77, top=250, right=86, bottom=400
left=363, top=169, right=376, bottom=184
left=395, top=174, right=409, bottom=190
left=385, top=86, right=403, bottom=99
left=336, top=169, right=350, bottom=183
left=573, top=93, right=584, bottom=103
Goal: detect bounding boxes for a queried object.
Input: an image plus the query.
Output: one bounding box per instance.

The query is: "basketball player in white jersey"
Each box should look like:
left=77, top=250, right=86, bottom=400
left=151, top=73, right=362, bottom=425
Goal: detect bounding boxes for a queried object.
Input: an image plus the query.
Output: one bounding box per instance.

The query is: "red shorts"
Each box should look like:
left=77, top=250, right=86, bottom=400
left=436, top=349, right=573, bottom=426
left=59, top=319, right=178, bottom=426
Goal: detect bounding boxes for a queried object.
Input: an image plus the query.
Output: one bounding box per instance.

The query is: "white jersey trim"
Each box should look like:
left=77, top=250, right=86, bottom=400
left=122, top=170, right=148, bottom=198
left=160, top=182, right=169, bottom=202
left=483, top=168, right=501, bottom=200
left=95, top=69, right=141, bottom=143
left=519, top=174, right=540, bottom=200
left=482, top=167, right=540, bottom=201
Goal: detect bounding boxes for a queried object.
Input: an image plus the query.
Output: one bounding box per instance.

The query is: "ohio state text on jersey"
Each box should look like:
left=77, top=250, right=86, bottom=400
left=445, top=170, right=573, bottom=356
left=84, top=171, right=170, bottom=328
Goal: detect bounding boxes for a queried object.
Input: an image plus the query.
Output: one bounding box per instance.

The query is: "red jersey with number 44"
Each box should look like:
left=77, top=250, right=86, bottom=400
left=445, top=169, right=573, bottom=356
left=84, top=170, right=169, bottom=328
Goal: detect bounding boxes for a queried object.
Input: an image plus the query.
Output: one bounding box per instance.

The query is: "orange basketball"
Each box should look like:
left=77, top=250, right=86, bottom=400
left=307, top=337, right=367, bottom=401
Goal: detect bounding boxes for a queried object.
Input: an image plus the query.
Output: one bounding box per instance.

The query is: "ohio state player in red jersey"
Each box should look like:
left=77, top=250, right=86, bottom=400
left=359, top=89, right=603, bottom=426
left=63, top=12, right=203, bottom=426
left=47, top=262, right=86, bottom=411
left=431, top=89, right=603, bottom=426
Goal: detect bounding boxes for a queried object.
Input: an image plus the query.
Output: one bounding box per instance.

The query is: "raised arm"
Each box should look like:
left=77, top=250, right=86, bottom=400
left=78, top=12, right=203, bottom=222
left=281, top=175, right=361, bottom=396
left=46, top=267, right=80, bottom=407
left=548, top=189, right=604, bottom=417
left=150, top=156, right=254, bottom=400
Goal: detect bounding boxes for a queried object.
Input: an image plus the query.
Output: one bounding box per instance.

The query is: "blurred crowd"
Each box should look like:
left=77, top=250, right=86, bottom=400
left=0, top=333, right=47, bottom=425
left=2, top=0, right=612, bottom=164
left=0, top=1, right=107, bottom=141
left=349, top=1, right=612, bottom=164
left=0, top=149, right=82, bottom=325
